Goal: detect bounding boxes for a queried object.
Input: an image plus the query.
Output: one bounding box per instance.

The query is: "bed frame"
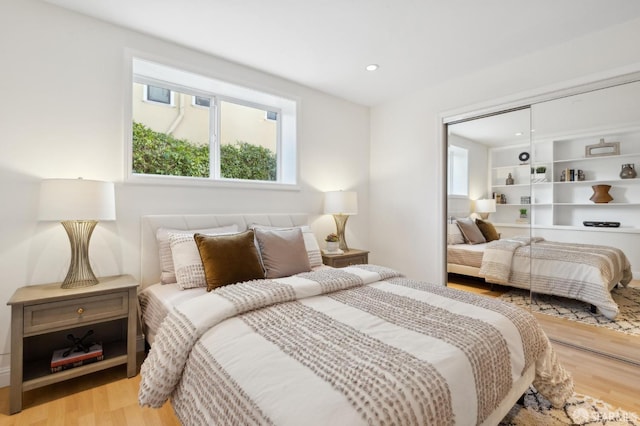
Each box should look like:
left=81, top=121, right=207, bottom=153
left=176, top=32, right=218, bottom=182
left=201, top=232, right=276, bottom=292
left=140, top=213, right=310, bottom=289
left=447, top=263, right=482, bottom=277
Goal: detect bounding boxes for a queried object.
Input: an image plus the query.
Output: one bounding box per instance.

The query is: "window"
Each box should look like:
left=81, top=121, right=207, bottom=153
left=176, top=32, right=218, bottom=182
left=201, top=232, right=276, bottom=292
left=448, top=145, right=468, bottom=196
left=130, top=58, right=297, bottom=185
left=266, top=110, right=277, bottom=121
left=193, top=96, right=210, bottom=108
left=145, top=85, right=173, bottom=105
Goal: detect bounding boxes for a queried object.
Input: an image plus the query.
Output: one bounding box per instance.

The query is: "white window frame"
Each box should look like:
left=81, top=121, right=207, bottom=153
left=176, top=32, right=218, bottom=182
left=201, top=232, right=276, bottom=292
left=127, top=56, right=299, bottom=189
left=215, top=96, right=282, bottom=181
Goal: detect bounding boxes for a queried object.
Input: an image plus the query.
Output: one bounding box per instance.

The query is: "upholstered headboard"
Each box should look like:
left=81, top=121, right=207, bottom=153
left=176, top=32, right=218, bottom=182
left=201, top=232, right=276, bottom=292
left=140, top=213, right=310, bottom=288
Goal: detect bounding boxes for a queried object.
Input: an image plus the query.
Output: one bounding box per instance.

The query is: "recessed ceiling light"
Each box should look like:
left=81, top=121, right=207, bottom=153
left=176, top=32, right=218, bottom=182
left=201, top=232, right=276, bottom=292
left=365, top=64, right=379, bottom=71
left=515, top=132, right=523, bottom=136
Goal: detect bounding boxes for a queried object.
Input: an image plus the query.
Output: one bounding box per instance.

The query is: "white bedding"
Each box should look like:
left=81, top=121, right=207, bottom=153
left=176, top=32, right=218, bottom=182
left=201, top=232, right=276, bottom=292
left=139, top=283, right=206, bottom=345
left=448, top=237, right=632, bottom=319
left=139, top=265, right=573, bottom=425
left=140, top=265, right=331, bottom=344
left=447, top=242, right=487, bottom=268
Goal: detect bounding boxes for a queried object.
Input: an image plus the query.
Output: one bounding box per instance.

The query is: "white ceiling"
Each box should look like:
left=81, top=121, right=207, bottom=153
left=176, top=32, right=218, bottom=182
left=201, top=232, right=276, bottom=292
left=42, top=0, right=640, bottom=106
left=449, top=108, right=531, bottom=147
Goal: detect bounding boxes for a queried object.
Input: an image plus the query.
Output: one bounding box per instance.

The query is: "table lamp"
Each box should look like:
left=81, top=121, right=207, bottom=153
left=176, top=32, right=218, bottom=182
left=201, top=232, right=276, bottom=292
left=475, top=198, right=496, bottom=220
left=39, top=178, right=116, bottom=288
left=324, top=190, right=358, bottom=251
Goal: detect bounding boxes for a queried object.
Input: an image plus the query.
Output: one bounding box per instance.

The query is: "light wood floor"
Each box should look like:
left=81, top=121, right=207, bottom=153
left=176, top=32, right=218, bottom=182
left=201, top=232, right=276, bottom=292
left=1, top=278, right=638, bottom=423
left=449, top=274, right=640, bottom=413
left=0, top=360, right=180, bottom=426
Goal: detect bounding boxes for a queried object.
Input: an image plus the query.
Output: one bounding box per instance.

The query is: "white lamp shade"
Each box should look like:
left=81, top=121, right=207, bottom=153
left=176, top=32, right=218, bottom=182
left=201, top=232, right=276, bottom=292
left=324, top=191, right=358, bottom=215
left=475, top=198, right=496, bottom=214
left=39, top=178, right=116, bottom=221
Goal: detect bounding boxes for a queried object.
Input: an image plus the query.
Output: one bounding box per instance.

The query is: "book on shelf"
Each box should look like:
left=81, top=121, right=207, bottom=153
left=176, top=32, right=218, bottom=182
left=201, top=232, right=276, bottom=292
left=51, top=342, right=103, bottom=373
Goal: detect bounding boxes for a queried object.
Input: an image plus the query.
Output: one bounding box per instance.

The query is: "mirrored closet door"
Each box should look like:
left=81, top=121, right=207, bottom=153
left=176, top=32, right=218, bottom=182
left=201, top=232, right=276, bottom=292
left=445, top=77, right=640, bottom=363
left=528, top=80, right=640, bottom=362
left=446, top=108, right=532, bottom=290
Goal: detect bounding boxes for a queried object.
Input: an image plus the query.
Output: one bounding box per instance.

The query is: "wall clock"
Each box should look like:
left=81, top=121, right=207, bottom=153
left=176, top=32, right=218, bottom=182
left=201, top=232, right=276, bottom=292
left=518, top=152, right=530, bottom=163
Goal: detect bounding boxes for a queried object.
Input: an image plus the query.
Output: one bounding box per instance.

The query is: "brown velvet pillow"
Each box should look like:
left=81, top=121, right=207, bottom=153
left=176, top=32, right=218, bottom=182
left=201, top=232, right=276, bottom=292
left=194, top=230, right=265, bottom=291
left=475, top=219, right=500, bottom=242
left=456, top=218, right=486, bottom=244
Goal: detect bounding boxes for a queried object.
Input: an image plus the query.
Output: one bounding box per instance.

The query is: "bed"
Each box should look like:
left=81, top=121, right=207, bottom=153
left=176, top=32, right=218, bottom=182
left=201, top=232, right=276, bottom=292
left=138, top=214, right=573, bottom=425
left=447, top=235, right=632, bottom=320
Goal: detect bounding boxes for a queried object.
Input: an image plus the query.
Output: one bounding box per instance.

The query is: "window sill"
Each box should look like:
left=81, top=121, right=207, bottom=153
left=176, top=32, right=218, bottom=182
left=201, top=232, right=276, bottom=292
left=125, top=173, right=300, bottom=191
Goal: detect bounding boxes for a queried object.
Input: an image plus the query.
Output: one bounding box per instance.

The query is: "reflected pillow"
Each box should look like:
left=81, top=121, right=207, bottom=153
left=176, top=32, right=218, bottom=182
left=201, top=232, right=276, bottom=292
left=194, top=230, right=265, bottom=291
left=456, top=218, right=486, bottom=244
left=254, top=227, right=311, bottom=278
left=447, top=223, right=466, bottom=245
left=475, top=219, right=500, bottom=242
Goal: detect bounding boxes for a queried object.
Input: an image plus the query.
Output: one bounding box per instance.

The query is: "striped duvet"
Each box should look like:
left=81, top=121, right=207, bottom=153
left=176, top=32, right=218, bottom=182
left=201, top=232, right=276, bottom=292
left=139, top=265, right=573, bottom=425
left=479, top=237, right=632, bottom=319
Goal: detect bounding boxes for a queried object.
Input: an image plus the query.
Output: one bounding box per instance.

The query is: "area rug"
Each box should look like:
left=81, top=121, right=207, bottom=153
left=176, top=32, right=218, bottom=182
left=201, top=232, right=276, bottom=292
left=501, top=387, right=640, bottom=425
left=498, top=286, right=640, bottom=336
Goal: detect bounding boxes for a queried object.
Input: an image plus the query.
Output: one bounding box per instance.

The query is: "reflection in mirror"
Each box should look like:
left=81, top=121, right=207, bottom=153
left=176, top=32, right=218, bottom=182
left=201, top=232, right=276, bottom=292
left=446, top=108, right=532, bottom=297
left=446, top=78, right=640, bottom=371
left=529, top=80, right=640, bottom=364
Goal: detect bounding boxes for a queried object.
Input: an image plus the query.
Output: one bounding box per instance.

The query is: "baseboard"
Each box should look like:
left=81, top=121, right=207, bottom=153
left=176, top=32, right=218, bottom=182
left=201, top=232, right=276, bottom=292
left=0, top=366, right=9, bottom=388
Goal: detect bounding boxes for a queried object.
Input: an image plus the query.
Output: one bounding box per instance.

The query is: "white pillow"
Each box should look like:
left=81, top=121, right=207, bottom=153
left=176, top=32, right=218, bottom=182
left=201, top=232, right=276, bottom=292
left=249, top=224, right=322, bottom=268
left=156, top=224, right=239, bottom=284
left=447, top=223, right=465, bottom=245
left=168, top=233, right=210, bottom=289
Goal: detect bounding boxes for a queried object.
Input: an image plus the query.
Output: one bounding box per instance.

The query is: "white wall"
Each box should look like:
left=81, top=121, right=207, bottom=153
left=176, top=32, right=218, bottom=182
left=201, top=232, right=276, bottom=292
left=0, top=0, right=370, bottom=384
left=369, top=16, right=640, bottom=282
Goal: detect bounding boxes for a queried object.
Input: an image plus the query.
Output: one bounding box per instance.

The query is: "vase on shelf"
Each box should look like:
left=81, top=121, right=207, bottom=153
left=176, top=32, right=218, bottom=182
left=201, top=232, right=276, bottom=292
left=620, top=163, right=637, bottom=179
left=589, top=184, right=613, bottom=203
left=506, top=173, right=514, bottom=185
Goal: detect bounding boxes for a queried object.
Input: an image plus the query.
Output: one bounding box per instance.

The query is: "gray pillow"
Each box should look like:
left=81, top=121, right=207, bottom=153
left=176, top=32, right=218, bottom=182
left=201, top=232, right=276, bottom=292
left=456, top=218, right=486, bottom=244
left=254, top=227, right=311, bottom=278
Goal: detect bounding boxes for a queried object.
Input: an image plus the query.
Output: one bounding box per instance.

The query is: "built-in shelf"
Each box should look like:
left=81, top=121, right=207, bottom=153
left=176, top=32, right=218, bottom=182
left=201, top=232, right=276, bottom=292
left=489, top=126, right=640, bottom=229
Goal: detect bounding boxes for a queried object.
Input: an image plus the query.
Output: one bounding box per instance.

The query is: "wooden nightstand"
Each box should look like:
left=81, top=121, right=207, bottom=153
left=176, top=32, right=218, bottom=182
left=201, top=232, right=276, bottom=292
left=322, top=249, right=369, bottom=268
left=7, top=275, right=138, bottom=414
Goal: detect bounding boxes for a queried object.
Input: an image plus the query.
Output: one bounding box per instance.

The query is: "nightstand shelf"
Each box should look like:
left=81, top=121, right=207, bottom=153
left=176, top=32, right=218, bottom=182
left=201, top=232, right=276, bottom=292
left=7, top=275, right=138, bottom=414
left=322, top=249, right=369, bottom=268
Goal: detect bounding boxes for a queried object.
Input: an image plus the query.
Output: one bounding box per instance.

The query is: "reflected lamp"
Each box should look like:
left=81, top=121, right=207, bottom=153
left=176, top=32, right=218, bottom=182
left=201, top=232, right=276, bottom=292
left=323, top=191, right=358, bottom=251
left=39, top=178, right=116, bottom=288
left=474, top=198, right=496, bottom=220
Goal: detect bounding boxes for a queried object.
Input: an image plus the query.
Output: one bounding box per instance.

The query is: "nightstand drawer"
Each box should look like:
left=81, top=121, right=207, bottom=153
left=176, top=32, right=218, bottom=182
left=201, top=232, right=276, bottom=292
left=322, top=249, right=369, bottom=268
left=24, top=292, right=129, bottom=335
left=330, top=255, right=368, bottom=268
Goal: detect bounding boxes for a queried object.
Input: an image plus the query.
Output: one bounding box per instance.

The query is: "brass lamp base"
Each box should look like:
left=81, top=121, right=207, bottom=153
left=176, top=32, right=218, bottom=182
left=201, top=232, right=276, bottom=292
left=60, top=220, right=99, bottom=289
left=333, top=214, right=351, bottom=251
